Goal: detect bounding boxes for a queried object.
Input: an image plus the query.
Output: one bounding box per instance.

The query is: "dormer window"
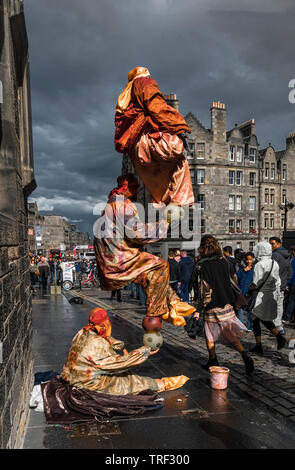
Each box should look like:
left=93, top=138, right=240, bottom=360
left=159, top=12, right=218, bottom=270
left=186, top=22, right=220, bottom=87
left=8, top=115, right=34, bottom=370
left=237, top=147, right=243, bottom=163
left=249, top=148, right=256, bottom=163
left=265, top=162, right=269, bottom=179
left=229, top=146, right=235, bottom=161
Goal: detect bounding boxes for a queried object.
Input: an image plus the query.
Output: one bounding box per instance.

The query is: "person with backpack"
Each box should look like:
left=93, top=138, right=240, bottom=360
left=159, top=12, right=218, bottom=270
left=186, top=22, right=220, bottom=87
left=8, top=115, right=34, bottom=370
left=249, top=242, right=286, bottom=355
left=269, top=237, right=293, bottom=334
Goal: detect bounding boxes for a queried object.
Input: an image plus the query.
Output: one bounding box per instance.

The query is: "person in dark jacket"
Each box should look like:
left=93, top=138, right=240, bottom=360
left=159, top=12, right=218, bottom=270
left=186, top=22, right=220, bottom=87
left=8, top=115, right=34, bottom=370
left=237, top=252, right=255, bottom=330
left=48, top=259, right=55, bottom=283
left=168, top=250, right=181, bottom=293
left=283, top=246, right=295, bottom=323
left=37, top=257, right=50, bottom=291
left=179, top=251, right=194, bottom=302
left=269, top=237, right=293, bottom=333
left=193, top=235, right=254, bottom=375
left=223, top=246, right=238, bottom=281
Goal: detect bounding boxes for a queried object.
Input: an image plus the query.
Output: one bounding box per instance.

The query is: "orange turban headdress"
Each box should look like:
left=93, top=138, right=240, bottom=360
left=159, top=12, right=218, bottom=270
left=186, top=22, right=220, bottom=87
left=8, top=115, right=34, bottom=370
left=108, top=173, right=139, bottom=199
left=116, top=67, right=150, bottom=113
left=83, top=308, right=112, bottom=338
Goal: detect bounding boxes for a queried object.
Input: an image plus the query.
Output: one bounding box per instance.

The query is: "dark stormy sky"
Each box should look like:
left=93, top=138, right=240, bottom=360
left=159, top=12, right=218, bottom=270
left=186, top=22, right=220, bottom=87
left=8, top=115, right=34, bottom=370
left=25, top=0, right=295, bottom=235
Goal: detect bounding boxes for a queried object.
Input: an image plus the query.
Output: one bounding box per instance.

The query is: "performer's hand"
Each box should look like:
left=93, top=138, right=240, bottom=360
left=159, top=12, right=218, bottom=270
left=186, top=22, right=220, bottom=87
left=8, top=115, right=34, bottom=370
left=150, top=348, right=160, bottom=356
left=193, top=312, right=200, bottom=320
left=123, top=348, right=129, bottom=356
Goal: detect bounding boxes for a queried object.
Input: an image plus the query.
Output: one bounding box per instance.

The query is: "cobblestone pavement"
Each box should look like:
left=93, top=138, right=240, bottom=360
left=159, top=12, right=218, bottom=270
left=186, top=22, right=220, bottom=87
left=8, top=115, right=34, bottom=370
left=70, top=287, right=295, bottom=425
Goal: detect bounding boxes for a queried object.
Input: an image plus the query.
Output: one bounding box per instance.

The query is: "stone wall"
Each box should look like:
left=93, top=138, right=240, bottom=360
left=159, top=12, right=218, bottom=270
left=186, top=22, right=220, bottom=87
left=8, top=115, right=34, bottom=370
left=0, top=0, right=36, bottom=449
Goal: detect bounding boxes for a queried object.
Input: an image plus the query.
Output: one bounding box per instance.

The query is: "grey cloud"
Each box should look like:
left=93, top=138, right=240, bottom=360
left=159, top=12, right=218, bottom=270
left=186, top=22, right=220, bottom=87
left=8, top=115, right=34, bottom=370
left=24, top=0, right=295, bottom=233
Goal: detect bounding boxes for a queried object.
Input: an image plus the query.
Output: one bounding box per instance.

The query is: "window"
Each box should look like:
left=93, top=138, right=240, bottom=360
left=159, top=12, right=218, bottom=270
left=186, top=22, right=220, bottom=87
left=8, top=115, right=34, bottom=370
left=249, top=172, right=255, bottom=186
left=190, top=170, right=195, bottom=184
left=282, top=189, right=286, bottom=205
left=265, top=189, right=269, bottom=204
left=201, top=219, right=205, bottom=233
left=229, top=219, right=235, bottom=233
left=197, top=194, right=205, bottom=210
left=229, top=195, right=235, bottom=211
left=236, top=220, right=242, bottom=232
left=281, top=214, right=285, bottom=229
left=237, top=242, right=242, bottom=249
left=264, top=213, right=269, bottom=229
left=270, top=189, right=274, bottom=205
left=283, top=164, right=287, bottom=181
left=265, top=162, right=269, bottom=179
left=229, top=146, right=235, bottom=161
left=249, top=219, right=256, bottom=233
left=249, top=148, right=256, bottom=163
left=236, top=171, right=242, bottom=186
left=229, top=171, right=235, bottom=185
left=236, top=196, right=242, bottom=211
left=249, top=241, right=255, bottom=251
left=196, top=143, right=205, bottom=159
left=249, top=196, right=256, bottom=211
left=188, top=142, right=195, bottom=159
left=271, top=163, right=275, bottom=180
left=237, top=147, right=243, bottom=163
left=270, top=213, right=274, bottom=229
left=197, top=169, right=205, bottom=185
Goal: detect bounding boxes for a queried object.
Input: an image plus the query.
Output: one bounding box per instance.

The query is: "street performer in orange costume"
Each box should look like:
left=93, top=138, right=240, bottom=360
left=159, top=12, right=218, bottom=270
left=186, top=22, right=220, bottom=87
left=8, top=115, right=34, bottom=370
left=115, top=67, right=194, bottom=207
left=94, top=174, right=196, bottom=326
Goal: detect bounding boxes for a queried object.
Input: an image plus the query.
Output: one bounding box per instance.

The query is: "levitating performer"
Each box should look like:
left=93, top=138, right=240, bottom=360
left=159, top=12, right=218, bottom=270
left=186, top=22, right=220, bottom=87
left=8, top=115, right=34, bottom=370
left=94, top=174, right=196, bottom=332
left=114, top=67, right=194, bottom=207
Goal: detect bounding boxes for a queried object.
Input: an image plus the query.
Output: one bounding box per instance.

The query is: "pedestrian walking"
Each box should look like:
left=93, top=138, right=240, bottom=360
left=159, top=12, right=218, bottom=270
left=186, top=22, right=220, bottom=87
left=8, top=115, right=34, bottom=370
left=37, top=257, right=50, bottom=291
left=269, top=237, right=292, bottom=333
left=29, top=258, right=38, bottom=294
left=193, top=235, right=254, bottom=375
left=168, top=250, right=181, bottom=293
left=111, top=289, right=122, bottom=302
left=283, top=246, right=295, bottom=324
left=223, top=246, right=238, bottom=280
left=249, top=242, right=287, bottom=355
left=237, top=252, right=255, bottom=331
left=179, top=250, right=194, bottom=302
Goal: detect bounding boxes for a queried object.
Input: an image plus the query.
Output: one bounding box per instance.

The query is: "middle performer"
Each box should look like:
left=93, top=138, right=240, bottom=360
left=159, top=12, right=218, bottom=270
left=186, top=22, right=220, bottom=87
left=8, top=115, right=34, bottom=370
left=94, top=173, right=196, bottom=326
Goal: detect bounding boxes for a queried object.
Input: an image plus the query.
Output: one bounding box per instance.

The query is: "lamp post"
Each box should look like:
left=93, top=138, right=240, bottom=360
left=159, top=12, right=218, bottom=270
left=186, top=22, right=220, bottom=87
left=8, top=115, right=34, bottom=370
left=279, top=201, right=295, bottom=235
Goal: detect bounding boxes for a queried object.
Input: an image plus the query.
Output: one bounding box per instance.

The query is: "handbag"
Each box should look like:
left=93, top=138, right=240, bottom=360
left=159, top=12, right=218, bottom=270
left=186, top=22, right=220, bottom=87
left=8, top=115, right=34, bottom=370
left=245, top=261, right=274, bottom=312
left=184, top=313, right=204, bottom=339
left=230, top=278, right=248, bottom=310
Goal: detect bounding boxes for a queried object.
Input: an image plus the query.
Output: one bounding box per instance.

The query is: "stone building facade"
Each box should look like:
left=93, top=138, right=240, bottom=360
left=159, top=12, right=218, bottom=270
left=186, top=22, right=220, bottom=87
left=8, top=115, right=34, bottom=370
left=186, top=103, right=260, bottom=252
left=27, top=202, right=91, bottom=254
left=187, top=105, right=295, bottom=252
left=0, top=0, right=36, bottom=448
left=122, top=94, right=295, bottom=256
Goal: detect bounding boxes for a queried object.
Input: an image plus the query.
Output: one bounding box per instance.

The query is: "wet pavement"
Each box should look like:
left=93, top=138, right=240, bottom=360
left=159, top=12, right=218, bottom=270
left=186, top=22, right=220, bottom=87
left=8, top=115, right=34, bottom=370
left=23, top=288, right=295, bottom=449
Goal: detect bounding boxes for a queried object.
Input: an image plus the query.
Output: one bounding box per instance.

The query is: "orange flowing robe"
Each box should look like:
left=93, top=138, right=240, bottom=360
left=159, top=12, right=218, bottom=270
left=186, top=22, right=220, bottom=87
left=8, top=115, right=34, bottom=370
left=115, top=77, right=194, bottom=206
left=94, top=194, right=195, bottom=324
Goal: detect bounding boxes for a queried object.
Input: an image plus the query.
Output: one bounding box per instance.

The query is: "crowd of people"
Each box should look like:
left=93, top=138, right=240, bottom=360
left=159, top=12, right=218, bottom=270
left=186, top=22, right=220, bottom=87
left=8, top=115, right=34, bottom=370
left=29, top=255, right=62, bottom=293
left=30, top=235, right=295, bottom=378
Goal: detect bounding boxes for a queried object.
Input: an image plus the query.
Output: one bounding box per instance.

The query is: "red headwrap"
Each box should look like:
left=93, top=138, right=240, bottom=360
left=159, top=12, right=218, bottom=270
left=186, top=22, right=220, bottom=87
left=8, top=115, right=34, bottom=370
left=108, top=173, right=139, bottom=199
left=83, top=308, right=111, bottom=338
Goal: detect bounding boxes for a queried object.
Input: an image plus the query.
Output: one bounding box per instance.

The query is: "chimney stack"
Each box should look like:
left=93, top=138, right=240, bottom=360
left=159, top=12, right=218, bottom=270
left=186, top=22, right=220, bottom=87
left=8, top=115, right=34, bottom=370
left=286, top=132, right=295, bottom=148
left=163, top=93, right=179, bottom=112
left=211, top=101, right=226, bottom=143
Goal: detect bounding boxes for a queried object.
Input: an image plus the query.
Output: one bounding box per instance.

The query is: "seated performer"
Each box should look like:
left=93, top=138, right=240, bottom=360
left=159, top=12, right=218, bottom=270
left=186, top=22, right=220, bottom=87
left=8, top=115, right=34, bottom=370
left=93, top=173, right=196, bottom=326
left=60, top=308, right=189, bottom=395
left=115, top=67, right=194, bottom=207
